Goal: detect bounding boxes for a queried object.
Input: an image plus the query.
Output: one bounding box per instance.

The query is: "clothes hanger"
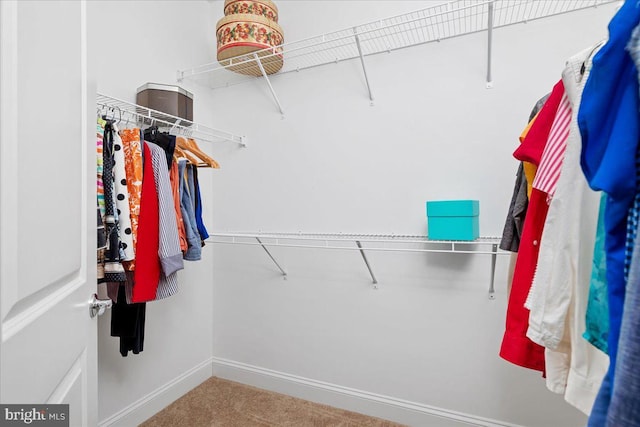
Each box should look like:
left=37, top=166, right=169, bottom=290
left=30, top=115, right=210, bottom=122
left=143, top=123, right=159, bottom=142
left=176, top=136, right=220, bottom=169
left=174, top=146, right=201, bottom=166
left=189, top=137, right=220, bottom=169
left=122, top=111, right=132, bottom=129
left=97, top=107, right=108, bottom=128
left=115, top=106, right=122, bottom=124
left=175, top=137, right=210, bottom=168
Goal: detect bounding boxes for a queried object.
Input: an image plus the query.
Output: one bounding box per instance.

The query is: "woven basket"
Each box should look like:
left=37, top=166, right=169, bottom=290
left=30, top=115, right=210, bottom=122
left=216, top=13, right=284, bottom=76
left=223, top=0, right=278, bottom=22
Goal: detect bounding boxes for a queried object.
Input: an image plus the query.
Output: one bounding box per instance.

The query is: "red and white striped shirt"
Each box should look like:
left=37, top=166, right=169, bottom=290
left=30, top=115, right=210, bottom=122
left=532, top=93, right=572, bottom=197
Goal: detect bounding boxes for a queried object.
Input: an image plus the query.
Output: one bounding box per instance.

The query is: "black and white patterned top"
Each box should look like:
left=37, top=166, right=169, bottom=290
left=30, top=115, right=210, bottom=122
left=103, top=121, right=127, bottom=284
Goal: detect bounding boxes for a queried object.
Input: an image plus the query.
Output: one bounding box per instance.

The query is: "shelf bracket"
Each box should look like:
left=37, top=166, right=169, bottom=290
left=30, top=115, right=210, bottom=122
left=353, top=29, right=375, bottom=105
left=488, top=244, right=497, bottom=300
left=253, top=53, right=285, bottom=117
left=256, top=237, right=287, bottom=278
left=486, top=1, right=494, bottom=89
left=356, top=241, right=378, bottom=288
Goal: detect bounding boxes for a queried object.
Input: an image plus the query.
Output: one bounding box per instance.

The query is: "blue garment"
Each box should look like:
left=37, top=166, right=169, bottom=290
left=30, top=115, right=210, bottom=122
left=607, top=176, right=640, bottom=427
left=178, top=160, right=202, bottom=261
left=590, top=373, right=613, bottom=427
left=624, top=193, right=640, bottom=283
left=584, top=193, right=609, bottom=354
left=582, top=2, right=640, bottom=424
left=605, top=24, right=640, bottom=426
left=192, top=165, right=209, bottom=241
left=580, top=5, right=640, bottom=425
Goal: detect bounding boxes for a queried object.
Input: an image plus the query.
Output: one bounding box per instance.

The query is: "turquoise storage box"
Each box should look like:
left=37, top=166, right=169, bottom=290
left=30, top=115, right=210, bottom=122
left=426, top=200, right=479, bottom=241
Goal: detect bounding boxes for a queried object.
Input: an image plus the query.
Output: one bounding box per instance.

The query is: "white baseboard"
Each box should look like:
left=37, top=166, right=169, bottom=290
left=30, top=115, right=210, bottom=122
left=97, top=356, right=524, bottom=427
left=211, top=357, right=524, bottom=427
left=98, top=358, right=213, bottom=427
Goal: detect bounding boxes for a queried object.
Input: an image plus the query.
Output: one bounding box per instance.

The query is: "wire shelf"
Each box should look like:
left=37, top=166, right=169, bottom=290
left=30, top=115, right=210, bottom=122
left=208, top=231, right=506, bottom=296
left=208, top=232, right=507, bottom=255
left=178, top=0, right=616, bottom=89
left=96, top=93, right=246, bottom=146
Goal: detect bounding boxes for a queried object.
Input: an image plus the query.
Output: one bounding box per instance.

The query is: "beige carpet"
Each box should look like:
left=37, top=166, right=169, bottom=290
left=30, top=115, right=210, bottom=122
left=140, top=377, right=407, bottom=427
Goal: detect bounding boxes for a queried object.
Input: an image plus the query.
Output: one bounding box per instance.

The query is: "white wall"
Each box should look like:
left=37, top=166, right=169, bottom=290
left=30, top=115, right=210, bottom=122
left=87, top=2, right=222, bottom=424
left=202, top=1, right=619, bottom=426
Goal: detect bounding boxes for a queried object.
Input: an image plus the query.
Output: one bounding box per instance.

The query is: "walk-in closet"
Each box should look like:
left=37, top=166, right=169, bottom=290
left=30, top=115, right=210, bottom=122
left=1, top=1, right=636, bottom=426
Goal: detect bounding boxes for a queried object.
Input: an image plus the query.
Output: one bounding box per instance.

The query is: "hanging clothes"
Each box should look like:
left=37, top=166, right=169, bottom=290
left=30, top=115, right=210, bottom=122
left=144, top=130, right=176, bottom=169
left=97, top=109, right=215, bottom=357
left=500, top=94, right=552, bottom=255
left=179, top=159, right=203, bottom=261
left=111, top=277, right=146, bottom=357
left=120, top=128, right=144, bottom=271
left=112, top=124, right=135, bottom=262
left=607, top=189, right=640, bottom=427
left=500, top=95, right=550, bottom=254
left=524, top=44, right=608, bottom=415
left=583, top=193, right=609, bottom=354
left=170, top=160, right=189, bottom=253
left=580, top=1, right=640, bottom=424
left=97, top=118, right=106, bottom=218
left=524, top=90, right=574, bottom=328
left=500, top=80, right=566, bottom=373
left=132, top=141, right=161, bottom=303
left=499, top=163, right=528, bottom=253
left=602, top=21, right=640, bottom=427
left=147, top=141, right=183, bottom=301
left=97, top=205, right=106, bottom=284
left=102, top=121, right=127, bottom=285
left=192, top=165, right=209, bottom=242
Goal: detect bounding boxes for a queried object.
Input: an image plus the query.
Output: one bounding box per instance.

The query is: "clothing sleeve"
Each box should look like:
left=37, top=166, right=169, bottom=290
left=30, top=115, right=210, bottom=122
left=499, top=163, right=528, bottom=252
left=514, top=80, right=565, bottom=166
left=170, top=161, right=189, bottom=253
left=148, top=143, right=184, bottom=277
left=120, top=128, right=144, bottom=271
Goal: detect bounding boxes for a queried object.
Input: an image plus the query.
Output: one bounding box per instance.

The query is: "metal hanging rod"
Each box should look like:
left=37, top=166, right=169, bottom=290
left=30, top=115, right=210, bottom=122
left=178, top=0, right=616, bottom=91
left=96, top=93, right=247, bottom=147
left=207, top=232, right=508, bottom=298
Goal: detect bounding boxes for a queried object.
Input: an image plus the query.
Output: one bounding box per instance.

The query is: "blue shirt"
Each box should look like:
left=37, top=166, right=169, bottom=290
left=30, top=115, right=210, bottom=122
left=578, top=0, right=640, bottom=379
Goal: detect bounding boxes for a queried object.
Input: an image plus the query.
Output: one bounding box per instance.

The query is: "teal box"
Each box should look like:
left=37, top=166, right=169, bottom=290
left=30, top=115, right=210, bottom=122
left=426, top=200, right=479, bottom=241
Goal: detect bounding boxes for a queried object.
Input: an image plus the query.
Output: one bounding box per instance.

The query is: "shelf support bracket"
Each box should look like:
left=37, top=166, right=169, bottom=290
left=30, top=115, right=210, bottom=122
left=486, top=1, right=494, bottom=88
left=356, top=241, right=378, bottom=288
left=253, top=53, right=285, bottom=117
left=353, top=29, right=375, bottom=105
left=488, top=244, right=497, bottom=300
left=256, top=237, right=287, bottom=278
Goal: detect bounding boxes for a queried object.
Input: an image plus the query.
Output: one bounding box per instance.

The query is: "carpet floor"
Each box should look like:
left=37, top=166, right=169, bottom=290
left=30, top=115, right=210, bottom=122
left=139, top=377, right=407, bottom=427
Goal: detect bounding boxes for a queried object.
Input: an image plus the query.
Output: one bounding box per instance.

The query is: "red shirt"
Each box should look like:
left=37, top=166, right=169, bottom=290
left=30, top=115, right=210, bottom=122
left=501, top=80, right=566, bottom=372
left=132, top=143, right=161, bottom=303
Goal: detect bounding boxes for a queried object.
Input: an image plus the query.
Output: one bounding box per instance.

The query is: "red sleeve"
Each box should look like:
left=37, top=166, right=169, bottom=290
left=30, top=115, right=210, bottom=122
left=514, top=80, right=565, bottom=166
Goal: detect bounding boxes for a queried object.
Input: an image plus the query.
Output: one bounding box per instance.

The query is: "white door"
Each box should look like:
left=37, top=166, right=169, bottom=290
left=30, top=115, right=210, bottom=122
left=0, top=1, right=97, bottom=426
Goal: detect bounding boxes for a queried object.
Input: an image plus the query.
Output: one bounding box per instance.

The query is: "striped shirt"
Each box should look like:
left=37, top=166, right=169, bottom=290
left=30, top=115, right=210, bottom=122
left=147, top=142, right=184, bottom=301
left=97, top=120, right=105, bottom=218
left=532, top=92, right=572, bottom=196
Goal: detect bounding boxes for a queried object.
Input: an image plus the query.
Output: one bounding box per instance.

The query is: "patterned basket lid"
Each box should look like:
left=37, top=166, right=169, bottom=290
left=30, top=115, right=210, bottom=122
left=223, top=0, right=279, bottom=22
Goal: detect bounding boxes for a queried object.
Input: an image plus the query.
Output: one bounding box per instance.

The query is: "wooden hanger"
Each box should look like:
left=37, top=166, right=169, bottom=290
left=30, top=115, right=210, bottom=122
left=176, top=136, right=220, bottom=169
left=174, top=146, right=201, bottom=166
